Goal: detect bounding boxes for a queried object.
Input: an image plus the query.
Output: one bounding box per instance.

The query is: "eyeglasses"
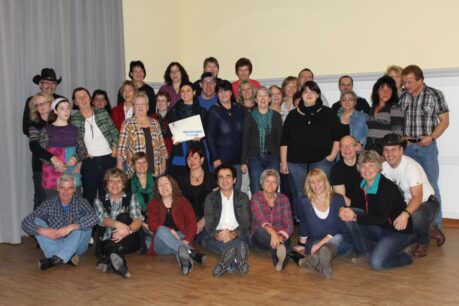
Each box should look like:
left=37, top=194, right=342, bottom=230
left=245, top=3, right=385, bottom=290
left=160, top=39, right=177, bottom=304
left=35, top=102, right=50, bottom=107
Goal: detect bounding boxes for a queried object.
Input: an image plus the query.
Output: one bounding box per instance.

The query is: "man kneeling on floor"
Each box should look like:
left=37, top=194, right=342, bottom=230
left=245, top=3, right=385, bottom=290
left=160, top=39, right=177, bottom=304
left=381, top=134, right=445, bottom=256
left=204, top=164, right=252, bottom=277
left=22, top=173, right=97, bottom=271
left=94, top=168, right=143, bottom=278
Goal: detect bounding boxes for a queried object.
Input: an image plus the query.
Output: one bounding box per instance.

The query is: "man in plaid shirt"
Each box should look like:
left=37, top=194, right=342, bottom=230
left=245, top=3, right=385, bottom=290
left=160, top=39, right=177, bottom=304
left=400, top=65, right=449, bottom=230
left=22, top=173, right=97, bottom=271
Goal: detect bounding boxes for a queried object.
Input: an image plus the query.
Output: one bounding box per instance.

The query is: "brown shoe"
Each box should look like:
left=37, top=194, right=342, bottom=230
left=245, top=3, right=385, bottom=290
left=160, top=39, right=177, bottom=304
left=413, top=244, right=428, bottom=257
left=430, top=224, right=446, bottom=246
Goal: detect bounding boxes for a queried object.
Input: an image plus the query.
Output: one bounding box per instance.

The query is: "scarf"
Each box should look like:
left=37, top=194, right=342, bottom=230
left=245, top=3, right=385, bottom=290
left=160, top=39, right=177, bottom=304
left=251, top=108, right=273, bottom=157
left=130, top=173, right=154, bottom=210
left=298, top=100, right=323, bottom=124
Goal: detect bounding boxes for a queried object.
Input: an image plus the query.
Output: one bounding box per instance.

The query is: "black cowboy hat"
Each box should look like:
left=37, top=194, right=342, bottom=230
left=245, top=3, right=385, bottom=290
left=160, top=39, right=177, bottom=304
left=32, top=68, right=62, bottom=84
left=382, top=133, right=407, bottom=149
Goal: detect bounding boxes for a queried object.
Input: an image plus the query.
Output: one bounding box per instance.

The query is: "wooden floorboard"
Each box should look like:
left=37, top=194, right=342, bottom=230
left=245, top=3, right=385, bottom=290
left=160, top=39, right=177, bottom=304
left=1, top=228, right=459, bottom=305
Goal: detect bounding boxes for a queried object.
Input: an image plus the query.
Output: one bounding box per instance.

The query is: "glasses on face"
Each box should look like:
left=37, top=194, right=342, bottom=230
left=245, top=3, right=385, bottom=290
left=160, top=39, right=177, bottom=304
left=303, top=90, right=317, bottom=95
left=35, top=102, right=50, bottom=107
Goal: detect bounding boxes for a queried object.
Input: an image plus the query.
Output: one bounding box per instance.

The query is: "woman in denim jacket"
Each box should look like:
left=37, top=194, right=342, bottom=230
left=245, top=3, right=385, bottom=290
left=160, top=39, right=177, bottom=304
left=336, top=90, right=368, bottom=148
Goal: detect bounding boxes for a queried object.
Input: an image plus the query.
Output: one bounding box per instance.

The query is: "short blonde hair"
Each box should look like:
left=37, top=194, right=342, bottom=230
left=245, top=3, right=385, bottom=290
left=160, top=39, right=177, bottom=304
left=385, top=65, right=403, bottom=76
left=304, top=168, right=332, bottom=205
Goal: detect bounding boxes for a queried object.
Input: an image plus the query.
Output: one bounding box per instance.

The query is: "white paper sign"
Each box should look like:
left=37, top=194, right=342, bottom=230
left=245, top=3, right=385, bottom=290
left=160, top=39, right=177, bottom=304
left=169, top=115, right=205, bottom=143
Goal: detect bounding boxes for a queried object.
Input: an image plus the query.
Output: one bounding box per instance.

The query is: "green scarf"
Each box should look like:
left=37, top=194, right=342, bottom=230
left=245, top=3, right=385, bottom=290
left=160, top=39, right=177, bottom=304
left=130, top=174, right=154, bottom=210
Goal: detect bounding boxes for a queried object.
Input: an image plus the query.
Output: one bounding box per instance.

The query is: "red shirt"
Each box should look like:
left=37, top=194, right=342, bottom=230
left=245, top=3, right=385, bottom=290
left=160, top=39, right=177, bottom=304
left=147, top=196, right=197, bottom=255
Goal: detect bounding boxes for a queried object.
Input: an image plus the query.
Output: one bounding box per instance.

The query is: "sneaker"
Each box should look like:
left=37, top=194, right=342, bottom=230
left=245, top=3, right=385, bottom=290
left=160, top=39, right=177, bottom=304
left=275, top=244, right=287, bottom=272
left=178, top=245, right=191, bottom=276
left=351, top=255, right=369, bottom=264
left=110, top=253, right=131, bottom=278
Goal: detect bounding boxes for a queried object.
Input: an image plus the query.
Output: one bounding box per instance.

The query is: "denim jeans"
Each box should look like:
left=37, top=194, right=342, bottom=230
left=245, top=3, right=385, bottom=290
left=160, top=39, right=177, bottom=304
left=81, top=154, right=116, bottom=207
left=204, top=233, right=250, bottom=255
left=248, top=155, right=280, bottom=194
left=346, top=221, right=412, bottom=270
left=153, top=226, right=190, bottom=255
left=251, top=227, right=291, bottom=251
left=288, top=158, right=334, bottom=221
left=412, top=197, right=439, bottom=245
left=34, top=218, right=92, bottom=262
left=404, top=141, right=442, bottom=227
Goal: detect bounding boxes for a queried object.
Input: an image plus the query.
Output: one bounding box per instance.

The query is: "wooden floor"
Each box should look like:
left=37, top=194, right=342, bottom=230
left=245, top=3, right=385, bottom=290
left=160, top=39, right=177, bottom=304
left=1, top=229, right=459, bottom=306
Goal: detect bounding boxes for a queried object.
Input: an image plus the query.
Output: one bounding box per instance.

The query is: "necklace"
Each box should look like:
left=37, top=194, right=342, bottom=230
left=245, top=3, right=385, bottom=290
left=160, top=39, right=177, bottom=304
left=85, top=115, right=95, bottom=139
left=190, top=169, right=204, bottom=183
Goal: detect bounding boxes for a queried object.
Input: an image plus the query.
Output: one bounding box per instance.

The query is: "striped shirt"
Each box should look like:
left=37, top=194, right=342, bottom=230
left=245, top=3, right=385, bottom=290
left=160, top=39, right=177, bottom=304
left=399, top=85, right=449, bottom=138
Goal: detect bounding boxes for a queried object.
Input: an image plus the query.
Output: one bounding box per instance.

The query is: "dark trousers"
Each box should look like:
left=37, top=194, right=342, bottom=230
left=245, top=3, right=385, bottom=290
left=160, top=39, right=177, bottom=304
left=412, top=196, right=439, bottom=245
left=251, top=227, right=291, bottom=251
left=32, top=171, right=46, bottom=210
left=81, top=154, right=116, bottom=206
left=99, top=213, right=141, bottom=259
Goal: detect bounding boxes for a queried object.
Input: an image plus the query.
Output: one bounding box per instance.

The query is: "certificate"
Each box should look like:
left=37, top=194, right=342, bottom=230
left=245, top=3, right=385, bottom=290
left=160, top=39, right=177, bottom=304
left=169, top=115, right=205, bottom=143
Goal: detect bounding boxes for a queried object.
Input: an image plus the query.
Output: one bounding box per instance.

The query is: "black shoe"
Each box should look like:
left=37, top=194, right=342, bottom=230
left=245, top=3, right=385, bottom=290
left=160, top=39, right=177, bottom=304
left=178, top=246, right=191, bottom=276
left=212, top=246, right=237, bottom=277
left=189, top=249, right=206, bottom=265
left=287, top=250, right=305, bottom=267
left=38, top=258, right=54, bottom=271
left=235, top=241, right=249, bottom=276
left=110, top=253, right=131, bottom=278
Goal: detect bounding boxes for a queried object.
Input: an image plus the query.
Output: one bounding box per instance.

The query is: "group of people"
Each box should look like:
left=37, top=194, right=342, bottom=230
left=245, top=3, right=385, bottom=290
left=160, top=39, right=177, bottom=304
left=21, top=58, right=449, bottom=279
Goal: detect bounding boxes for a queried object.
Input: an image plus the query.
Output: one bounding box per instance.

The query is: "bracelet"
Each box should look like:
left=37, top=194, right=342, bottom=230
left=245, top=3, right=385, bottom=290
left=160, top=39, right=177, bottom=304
left=404, top=209, right=412, bottom=217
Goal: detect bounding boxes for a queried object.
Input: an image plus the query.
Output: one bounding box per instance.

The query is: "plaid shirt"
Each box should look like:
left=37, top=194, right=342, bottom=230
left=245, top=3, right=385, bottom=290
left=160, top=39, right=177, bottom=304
left=94, top=193, right=143, bottom=241
left=117, top=117, right=168, bottom=177
left=71, top=108, right=119, bottom=149
left=22, top=195, right=97, bottom=236
left=250, top=191, right=294, bottom=239
left=400, top=85, right=449, bottom=138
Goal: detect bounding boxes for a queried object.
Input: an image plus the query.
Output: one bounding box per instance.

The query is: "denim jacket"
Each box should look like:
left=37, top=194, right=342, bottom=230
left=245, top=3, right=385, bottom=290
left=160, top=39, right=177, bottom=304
left=338, top=108, right=368, bottom=147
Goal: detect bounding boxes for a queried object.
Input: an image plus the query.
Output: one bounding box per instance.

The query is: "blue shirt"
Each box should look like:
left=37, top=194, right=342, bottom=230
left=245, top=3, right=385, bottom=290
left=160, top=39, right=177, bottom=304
left=198, top=95, right=218, bottom=111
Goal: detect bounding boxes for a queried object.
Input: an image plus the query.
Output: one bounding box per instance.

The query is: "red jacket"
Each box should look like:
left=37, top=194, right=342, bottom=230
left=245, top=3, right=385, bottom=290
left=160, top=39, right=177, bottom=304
left=147, top=196, right=197, bottom=256
left=111, top=104, right=125, bottom=131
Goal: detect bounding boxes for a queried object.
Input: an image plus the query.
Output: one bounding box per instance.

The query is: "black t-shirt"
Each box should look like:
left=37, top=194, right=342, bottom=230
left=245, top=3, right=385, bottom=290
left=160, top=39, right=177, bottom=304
left=330, top=158, right=365, bottom=209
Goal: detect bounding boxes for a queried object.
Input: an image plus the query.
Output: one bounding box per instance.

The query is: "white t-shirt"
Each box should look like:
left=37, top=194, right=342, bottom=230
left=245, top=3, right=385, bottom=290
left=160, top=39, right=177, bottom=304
left=84, top=114, right=112, bottom=157
left=382, top=155, right=434, bottom=203
left=216, top=191, right=239, bottom=231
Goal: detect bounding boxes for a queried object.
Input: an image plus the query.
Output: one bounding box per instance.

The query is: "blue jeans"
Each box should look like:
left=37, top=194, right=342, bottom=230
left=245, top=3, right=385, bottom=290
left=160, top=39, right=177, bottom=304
left=153, top=226, right=190, bottom=255
left=34, top=218, right=92, bottom=262
left=412, top=197, right=439, bottom=245
left=288, top=158, right=334, bottom=221
left=204, top=233, right=250, bottom=255
left=346, top=221, right=412, bottom=270
left=404, top=141, right=442, bottom=227
left=248, top=155, right=280, bottom=194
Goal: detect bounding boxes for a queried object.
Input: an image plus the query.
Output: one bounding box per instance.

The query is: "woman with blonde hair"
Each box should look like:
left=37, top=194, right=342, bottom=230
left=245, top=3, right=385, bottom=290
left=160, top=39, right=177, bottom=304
left=297, top=168, right=352, bottom=278
left=28, top=93, right=65, bottom=208
left=385, top=65, right=404, bottom=96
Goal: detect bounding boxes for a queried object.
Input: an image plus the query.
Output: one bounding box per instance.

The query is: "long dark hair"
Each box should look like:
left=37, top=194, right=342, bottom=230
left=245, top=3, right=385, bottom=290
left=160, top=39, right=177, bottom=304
left=370, top=75, right=399, bottom=108
left=163, top=62, right=190, bottom=86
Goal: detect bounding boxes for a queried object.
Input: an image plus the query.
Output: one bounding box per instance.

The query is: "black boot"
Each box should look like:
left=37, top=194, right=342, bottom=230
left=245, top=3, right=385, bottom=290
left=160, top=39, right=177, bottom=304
left=287, top=250, right=305, bottom=267
left=212, top=245, right=237, bottom=277
left=189, top=249, right=206, bottom=265
left=38, top=255, right=63, bottom=271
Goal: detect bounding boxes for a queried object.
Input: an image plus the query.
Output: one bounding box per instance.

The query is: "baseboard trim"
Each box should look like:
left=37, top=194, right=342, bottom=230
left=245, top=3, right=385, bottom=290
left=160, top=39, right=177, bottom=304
left=443, top=218, right=459, bottom=228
